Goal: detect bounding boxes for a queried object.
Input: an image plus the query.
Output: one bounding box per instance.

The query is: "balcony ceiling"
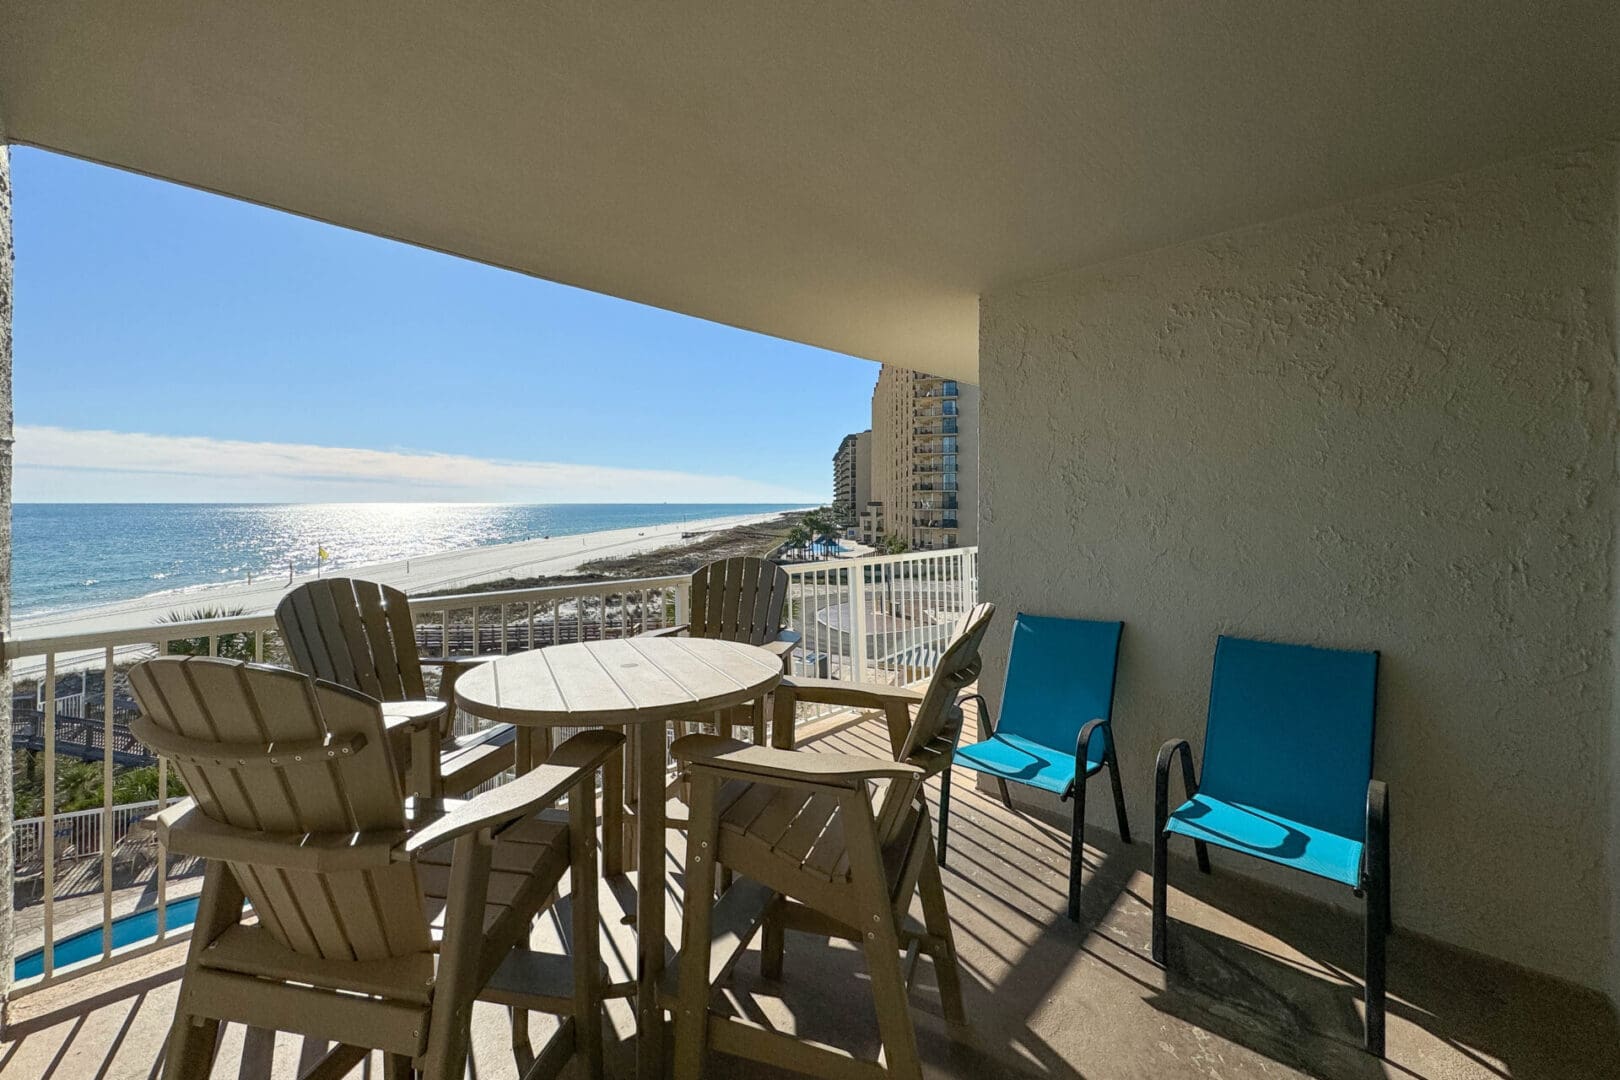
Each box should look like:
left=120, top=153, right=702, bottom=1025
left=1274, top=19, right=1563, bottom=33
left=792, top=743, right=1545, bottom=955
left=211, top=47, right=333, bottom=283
left=2, top=3, right=1617, bottom=382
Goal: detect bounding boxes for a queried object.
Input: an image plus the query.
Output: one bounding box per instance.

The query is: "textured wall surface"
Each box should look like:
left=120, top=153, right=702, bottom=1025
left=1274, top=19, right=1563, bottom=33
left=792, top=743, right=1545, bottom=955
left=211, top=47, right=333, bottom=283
left=978, top=142, right=1619, bottom=989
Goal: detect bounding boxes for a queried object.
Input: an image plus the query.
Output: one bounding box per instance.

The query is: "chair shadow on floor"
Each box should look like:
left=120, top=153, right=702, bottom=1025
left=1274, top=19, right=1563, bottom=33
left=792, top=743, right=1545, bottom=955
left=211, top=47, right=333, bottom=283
left=1147, top=920, right=1389, bottom=1080
left=1144, top=842, right=1620, bottom=1080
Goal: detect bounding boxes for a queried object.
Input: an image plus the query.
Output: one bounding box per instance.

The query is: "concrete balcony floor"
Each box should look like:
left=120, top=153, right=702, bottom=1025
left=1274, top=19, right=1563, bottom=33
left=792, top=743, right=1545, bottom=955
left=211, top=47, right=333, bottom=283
left=3, top=703, right=1617, bottom=1079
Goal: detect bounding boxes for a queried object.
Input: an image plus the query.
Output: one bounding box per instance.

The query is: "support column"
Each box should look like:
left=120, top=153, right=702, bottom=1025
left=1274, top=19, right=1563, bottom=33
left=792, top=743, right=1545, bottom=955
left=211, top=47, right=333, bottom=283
left=0, top=140, right=15, bottom=1030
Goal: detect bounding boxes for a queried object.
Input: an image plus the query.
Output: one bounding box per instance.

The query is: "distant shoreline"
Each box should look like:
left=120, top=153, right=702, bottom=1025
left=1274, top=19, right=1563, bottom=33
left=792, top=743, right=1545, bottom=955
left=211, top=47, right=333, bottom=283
left=12, top=508, right=808, bottom=642
left=12, top=502, right=811, bottom=620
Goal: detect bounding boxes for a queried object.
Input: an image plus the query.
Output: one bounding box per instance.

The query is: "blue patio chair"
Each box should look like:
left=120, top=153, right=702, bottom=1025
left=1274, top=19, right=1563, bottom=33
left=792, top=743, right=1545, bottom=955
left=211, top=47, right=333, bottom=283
left=951, top=613, right=1127, bottom=921
left=1153, top=635, right=1389, bottom=1055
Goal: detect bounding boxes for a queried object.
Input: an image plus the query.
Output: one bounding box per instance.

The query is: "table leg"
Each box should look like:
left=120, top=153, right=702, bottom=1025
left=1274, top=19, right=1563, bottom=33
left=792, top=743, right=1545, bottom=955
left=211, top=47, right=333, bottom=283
left=603, top=735, right=625, bottom=876
left=636, top=721, right=667, bottom=1080
left=514, top=727, right=534, bottom=776
left=623, top=727, right=640, bottom=873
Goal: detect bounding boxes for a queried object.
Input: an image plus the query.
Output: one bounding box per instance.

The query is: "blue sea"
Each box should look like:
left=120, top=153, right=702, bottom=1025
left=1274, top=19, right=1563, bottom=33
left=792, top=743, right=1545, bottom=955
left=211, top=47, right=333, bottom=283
left=12, top=503, right=801, bottom=617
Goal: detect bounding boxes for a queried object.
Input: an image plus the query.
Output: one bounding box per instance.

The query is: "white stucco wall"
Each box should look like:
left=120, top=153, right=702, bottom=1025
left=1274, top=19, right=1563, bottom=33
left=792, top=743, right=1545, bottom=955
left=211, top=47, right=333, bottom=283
left=978, top=142, right=1620, bottom=991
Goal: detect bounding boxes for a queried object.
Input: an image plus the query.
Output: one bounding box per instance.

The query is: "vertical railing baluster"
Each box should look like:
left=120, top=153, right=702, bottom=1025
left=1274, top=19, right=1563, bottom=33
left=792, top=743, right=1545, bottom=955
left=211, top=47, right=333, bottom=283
left=156, top=744, right=169, bottom=941
left=42, top=651, right=56, bottom=979
left=152, top=636, right=168, bottom=942
left=101, top=645, right=115, bottom=959
left=850, top=563, right=869, bottom=683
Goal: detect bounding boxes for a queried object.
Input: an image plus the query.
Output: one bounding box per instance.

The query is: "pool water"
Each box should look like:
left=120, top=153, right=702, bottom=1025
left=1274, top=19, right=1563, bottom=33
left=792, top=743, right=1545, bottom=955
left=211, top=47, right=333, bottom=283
left=15, top=895, right=202, bottom=981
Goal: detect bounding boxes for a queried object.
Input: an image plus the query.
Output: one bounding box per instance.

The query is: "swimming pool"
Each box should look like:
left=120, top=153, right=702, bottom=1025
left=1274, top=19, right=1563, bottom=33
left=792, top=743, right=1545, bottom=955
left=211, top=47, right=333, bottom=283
left=14, top=895, right=202, bottom=981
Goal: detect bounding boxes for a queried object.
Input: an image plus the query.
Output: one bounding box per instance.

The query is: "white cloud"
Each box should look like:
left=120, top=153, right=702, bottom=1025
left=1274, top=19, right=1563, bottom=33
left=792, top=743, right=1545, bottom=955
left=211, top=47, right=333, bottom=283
left=15, top=426, right=825, bottom=504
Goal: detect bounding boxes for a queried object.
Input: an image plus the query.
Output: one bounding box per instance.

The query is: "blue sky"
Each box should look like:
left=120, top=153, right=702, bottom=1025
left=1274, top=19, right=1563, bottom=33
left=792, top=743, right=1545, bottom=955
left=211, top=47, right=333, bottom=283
left=11, top=148, right=876, bottom=503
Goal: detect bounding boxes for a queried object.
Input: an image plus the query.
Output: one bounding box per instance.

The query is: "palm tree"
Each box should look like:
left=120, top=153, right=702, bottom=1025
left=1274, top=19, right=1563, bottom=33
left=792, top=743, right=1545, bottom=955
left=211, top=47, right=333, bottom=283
left=785, top=524, right=812, bottom=560
left=160, top=605, right=254, bottom=660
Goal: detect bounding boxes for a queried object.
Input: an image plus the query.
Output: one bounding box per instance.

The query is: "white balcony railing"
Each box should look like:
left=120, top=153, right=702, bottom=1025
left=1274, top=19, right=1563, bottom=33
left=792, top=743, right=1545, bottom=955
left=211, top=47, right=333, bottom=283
left=2, top=546, right=977, bottom=997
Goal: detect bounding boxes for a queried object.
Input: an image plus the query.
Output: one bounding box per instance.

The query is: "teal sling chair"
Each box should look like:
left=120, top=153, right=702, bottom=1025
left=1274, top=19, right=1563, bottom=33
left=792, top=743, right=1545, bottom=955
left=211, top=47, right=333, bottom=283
left=950, top=614, right=1128, bottom=921
left=1153, top=635, right=1389, bottom=1056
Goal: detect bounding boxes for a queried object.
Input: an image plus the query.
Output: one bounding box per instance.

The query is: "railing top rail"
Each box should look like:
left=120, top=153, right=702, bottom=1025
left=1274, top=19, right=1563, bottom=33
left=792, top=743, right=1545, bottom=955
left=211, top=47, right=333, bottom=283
left=781, top=546, right=976, bottom=574
left=3, top=555, right=974, bottom=662
left=411, top=573, right=689, bottom=608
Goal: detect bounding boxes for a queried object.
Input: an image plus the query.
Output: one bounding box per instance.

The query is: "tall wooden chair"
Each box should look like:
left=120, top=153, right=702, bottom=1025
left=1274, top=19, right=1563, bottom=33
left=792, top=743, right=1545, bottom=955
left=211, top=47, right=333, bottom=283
left=277, top=577, right=516, bottom=798
left=128, top=655, right=617, bottom=1080
left=668, top=729, right=965, bottom=1080
left=767, top=603, right=995, bottom=864
left=643, top=556, right=801, bottom=744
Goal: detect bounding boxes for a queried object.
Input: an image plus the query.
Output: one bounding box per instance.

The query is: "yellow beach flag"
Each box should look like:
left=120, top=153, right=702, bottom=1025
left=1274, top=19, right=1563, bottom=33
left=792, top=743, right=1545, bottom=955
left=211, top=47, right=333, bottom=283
left=318, top=545, right=330, bottom=561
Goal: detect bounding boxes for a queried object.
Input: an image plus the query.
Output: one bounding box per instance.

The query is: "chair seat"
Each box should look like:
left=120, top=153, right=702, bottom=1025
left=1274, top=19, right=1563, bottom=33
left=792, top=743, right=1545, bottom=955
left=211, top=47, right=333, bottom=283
left=1164, top=794, right=1363, bottom=886
left=954, top=732, right=1101, bottom=795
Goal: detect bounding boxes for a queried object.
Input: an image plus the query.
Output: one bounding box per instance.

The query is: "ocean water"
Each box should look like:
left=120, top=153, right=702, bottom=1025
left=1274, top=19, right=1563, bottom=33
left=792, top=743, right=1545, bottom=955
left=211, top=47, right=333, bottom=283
left=12, top=503, right=800, bottom=617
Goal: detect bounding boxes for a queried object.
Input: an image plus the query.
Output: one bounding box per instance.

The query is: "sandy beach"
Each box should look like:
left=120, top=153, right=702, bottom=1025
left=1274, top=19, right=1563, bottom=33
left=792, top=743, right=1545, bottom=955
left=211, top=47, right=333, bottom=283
left=9, top=509, right=796, bottom=671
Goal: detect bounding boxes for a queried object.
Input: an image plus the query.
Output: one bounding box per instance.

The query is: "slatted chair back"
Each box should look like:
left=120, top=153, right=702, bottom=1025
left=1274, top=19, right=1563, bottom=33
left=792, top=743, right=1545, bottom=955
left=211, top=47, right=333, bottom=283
left=1200, top=635, right=1379, bottom=841
left=689, top=557, right=791, bottom=646
left=276, top=577, right=428, bottom=703
left=128, top=656, right=429, bottom=961
left=896, top=602, right=996, bottom=766
left=999, top=613, right=1122, bottom=765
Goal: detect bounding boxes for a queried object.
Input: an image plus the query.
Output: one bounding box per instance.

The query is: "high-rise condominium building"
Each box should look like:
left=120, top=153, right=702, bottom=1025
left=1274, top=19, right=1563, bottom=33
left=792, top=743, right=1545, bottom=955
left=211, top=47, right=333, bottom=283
left=832, top=429, right=871, bottom=523
left=868, top=366, right=978, bottom=550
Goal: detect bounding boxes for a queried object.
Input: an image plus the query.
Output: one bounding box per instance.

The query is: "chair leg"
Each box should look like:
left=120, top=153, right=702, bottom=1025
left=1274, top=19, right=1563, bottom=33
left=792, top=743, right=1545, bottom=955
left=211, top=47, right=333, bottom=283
left=571, top=776, right=605, bottom=1079
left=162, top=1014, right=223, bottom=1080
left=1365, top=884, right=1387, bottom=1057
left=1151, top=809, right=1170, bottom=966
left=1364, top=779, right=1391, bottom=1056
left=916, top=836, right=966, bottom=1027
left=859, top=900, right=923, bottom=1080
left=995, top=777, right=1013, bottom=809
left=383, top=1053, right=414, bottom=1080
left=937, top=764, right=954, bottom=866
left=419, top=834, right=491, bottom=1080
left=673, top=776, right=721, bottom=1080
left=1067, top=774, right=1087, bottom=922
left=1106, top=752, right=1132, bottom=845
left=844, top=794, right=923, bottom=1080
left=1194, top=837, right=1212, bottom=874
left=761, top=902, right=786, bottom=981
left=163, top=862, right=243, bottom=1080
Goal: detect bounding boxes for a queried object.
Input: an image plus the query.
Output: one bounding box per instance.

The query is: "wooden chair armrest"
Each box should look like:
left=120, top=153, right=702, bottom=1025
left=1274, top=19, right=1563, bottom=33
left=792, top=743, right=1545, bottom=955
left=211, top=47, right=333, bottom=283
left=401, top=730, right=623, bottom=855
left=153, top=799, right=403, bottom=871
left=773, top=675, right=923, bottom=710
left=421, top=655, right=492, bottom=702
left=637, top=624, right=689, bottom=638
left=383, top=700, right=448, bottom=733
left=760, top=629, right=802, bottom=663
left=671, top=733, right=923, bottom=789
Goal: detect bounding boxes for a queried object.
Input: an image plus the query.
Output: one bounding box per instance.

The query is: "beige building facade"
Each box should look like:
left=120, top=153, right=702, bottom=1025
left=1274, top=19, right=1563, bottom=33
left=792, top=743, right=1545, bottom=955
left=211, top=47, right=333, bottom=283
left=831, top=429, right=870, bottom=524
left=868, top=365, right=978, bottom=551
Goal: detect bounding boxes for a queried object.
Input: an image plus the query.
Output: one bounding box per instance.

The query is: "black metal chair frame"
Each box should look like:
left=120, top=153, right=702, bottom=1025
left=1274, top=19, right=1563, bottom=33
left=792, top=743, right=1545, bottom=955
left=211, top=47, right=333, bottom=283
left=1152, top=736, right=1392, bottom=1056
left=953, top=691, right=1131, bottom=923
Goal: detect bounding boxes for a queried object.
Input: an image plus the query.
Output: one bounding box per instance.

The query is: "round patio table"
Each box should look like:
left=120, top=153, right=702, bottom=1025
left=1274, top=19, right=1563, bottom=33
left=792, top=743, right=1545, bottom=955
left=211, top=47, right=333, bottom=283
left=453, top=635, right=782, bottom=1080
